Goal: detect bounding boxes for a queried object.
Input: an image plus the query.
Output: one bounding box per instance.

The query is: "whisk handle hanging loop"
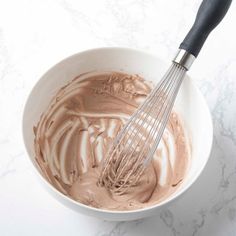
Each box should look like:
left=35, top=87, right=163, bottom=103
left=180, top=0, right=232, bottom=57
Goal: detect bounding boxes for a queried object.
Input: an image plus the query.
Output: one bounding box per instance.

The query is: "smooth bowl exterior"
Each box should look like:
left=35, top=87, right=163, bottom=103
left=22, top=48, right=213, bottom=221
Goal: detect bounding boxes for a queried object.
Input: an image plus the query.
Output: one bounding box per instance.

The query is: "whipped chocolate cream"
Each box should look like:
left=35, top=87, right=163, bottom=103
left=34, top=71, right=190, bottom=210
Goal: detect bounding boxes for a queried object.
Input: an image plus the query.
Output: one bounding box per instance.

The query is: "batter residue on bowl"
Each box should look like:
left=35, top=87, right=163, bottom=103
left=34, top=71, right=190, bottom=210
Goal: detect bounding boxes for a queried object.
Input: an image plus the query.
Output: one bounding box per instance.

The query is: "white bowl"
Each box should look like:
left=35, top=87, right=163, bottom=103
left=22, top=47, right=213, bottom=221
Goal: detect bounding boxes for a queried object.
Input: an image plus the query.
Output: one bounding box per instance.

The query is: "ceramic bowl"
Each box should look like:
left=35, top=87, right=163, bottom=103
left=22, top=48, right=213, bottom=221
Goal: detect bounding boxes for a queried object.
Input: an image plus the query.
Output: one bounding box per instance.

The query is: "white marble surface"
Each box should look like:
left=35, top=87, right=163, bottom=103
left=0, top=0, right=236, bottom=235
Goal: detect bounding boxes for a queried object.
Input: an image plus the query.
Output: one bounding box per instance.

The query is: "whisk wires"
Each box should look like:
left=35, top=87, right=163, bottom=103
left=99, top=63, right=187, bottom=194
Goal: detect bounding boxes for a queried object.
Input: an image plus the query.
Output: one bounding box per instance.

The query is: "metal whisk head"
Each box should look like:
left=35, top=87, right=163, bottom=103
left=98, top=49, right=195, bottom=194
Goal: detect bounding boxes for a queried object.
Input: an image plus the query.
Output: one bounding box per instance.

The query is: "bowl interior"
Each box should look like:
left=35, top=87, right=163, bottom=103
left=23, top=48, right=213, bottom=219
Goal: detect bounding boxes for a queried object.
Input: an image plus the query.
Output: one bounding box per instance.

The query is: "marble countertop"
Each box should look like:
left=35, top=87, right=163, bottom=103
left=0, top=0, right=236, bottom=235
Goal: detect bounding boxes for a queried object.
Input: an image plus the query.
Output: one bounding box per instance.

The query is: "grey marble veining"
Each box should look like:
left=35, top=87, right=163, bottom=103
left=0, top=0, right=236, bottom=235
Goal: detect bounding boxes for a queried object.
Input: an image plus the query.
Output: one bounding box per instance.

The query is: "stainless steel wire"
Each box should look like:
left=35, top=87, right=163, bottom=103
left=98, top=63, right=187, bottom=194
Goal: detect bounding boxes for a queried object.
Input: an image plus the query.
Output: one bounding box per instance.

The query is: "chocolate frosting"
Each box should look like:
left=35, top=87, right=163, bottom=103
left=34, top=71, right=190, bottom=210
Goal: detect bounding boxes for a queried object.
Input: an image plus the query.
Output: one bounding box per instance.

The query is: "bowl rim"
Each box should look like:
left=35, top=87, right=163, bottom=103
left=22, top=46, right=213, bottom=215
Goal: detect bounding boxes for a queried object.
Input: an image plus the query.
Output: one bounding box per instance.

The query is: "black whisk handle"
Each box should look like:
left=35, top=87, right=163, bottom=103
left=180, top=0, right=232, bottom=57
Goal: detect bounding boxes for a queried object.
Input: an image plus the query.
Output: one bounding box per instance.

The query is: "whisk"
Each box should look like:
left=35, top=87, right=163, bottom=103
left=99, top=0, right=232, bottom=194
